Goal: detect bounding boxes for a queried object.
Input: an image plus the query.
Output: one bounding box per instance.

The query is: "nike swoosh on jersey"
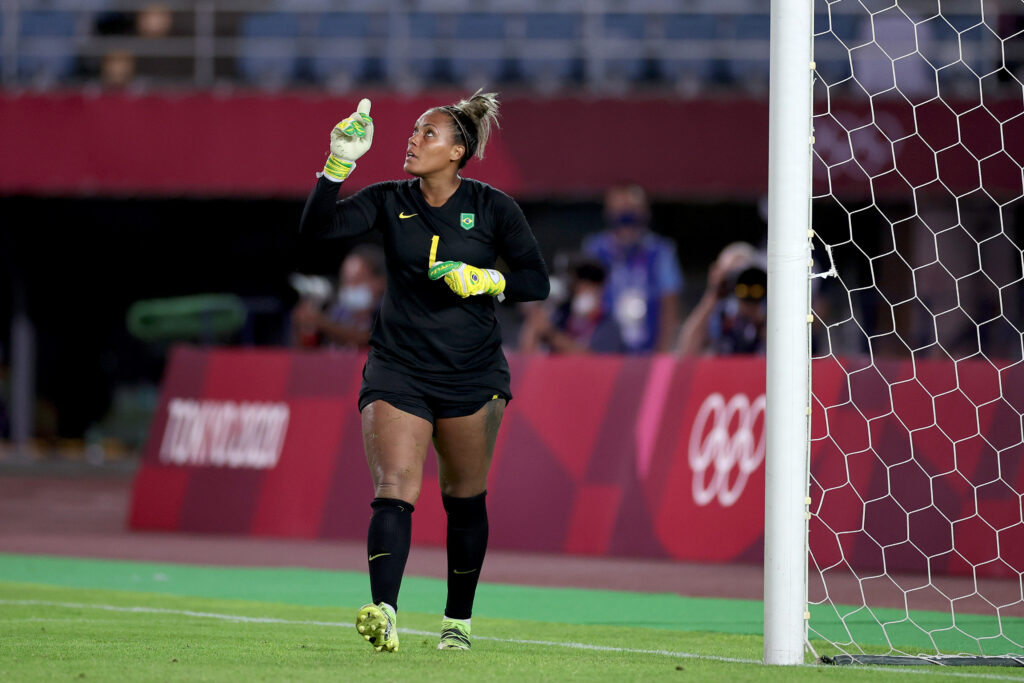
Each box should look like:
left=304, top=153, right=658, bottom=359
left=452, top=568, right=478, bottom=575
left=368, top=553, right=392, bottom=562
left=399, top=212, right=418, bottom=219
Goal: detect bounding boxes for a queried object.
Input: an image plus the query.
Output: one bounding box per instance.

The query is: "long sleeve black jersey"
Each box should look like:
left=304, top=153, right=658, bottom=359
left=300, top=175, right=549, bottom=375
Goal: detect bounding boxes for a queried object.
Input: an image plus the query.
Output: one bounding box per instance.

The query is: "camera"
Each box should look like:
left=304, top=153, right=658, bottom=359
left=730, top=266, right=767, bottom=302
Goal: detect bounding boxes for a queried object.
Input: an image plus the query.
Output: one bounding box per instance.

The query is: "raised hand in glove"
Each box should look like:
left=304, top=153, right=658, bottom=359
left=322, top=98, right=373, bottom=182
left=429, top=261, right=506, bottom=298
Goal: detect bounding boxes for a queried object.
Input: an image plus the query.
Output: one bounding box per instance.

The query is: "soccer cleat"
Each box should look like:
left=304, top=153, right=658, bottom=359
left=356, top=602, right=399, bottom=652
left=437, top=617, right=471, bottom=650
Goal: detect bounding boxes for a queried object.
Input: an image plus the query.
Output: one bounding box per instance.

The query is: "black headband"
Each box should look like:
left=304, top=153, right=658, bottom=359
left=442, top=106, right=477, bottom=159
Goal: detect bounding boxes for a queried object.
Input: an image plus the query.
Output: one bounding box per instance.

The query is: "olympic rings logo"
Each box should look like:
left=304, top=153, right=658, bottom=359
left=688, top=392, right=767, bottom=507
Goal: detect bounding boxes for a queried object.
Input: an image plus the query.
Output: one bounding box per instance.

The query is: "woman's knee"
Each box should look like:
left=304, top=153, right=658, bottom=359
left=439, top=483, right=485, bottom=499
left=368, top=456, right=425, bottom=502
left=373, top=477, right=422, bottom=505
left=438, top=470, right=487, bottom=498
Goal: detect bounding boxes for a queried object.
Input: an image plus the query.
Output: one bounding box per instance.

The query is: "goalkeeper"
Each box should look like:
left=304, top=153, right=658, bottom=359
left=299, top=92, right=549, bottom=653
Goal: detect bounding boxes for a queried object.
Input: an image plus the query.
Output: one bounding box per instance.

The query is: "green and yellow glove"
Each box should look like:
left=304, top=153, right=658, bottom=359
left=322, top=98, right=373, bottom=182
left=429, top=261, right=506, bottom=298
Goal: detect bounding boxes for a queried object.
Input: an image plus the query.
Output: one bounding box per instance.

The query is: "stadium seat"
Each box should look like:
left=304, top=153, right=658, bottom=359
left=852, top=10, right=935, bottom=97
left=814, top=26, right=852, bottom=85
left=735, top=16, right=770, bottom=43
left=518, top=13, right=581, bottom=87
left=310, top=12, right=378, bottom=89
left=18, top=10, right=78, bottom=86
left=957, top=22, right=996, bottom=77
left=388, top=11, right=445, bottom=86
left=658, top=14, right=718, bottom=88
left=917, top=14, right=959, bottom=69
left=663, top=13, right=718, bottom=41
left=237, top=12, right=302, bottom=88
left=943, top=12, right=983, bottom=33
left=449, top=12, right=510, bottom=86
left=601, top=13, right=648, bottom=83
left=814, top=11, right=859, bottom=85
left=728, top=14, right=770, bottom=86
left=827, top=11, right=860, bottom=44
left=604, top=12, right=646, bottom=40
left=524, top=11, right=578, bottom=42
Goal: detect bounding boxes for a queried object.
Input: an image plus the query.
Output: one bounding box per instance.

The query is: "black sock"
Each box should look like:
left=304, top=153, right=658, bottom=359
left=443, top=491, right=488, bottom=620
left=367, top=497, right=414, bottom=610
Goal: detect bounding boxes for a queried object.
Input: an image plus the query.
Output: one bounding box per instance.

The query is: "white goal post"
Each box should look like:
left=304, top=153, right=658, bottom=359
left=766, top=0, right=1024, bottom=667
left=764, top=0, right=815, bottom=667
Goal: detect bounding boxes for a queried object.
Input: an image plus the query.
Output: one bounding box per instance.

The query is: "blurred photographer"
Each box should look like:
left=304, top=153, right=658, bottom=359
left=519, top=256, right=625, bottom=354
left=291, top=243, right=385, bottom=350
left=677, top=242, right=767, bottom=356
left=582, top=184, right=683, bottom=353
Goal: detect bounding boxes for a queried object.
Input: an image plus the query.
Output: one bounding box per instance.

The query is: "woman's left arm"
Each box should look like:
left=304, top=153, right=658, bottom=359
left=497, top=198, right=550, bottom=303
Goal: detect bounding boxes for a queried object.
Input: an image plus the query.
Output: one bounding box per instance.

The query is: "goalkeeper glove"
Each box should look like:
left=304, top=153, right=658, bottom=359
left=429, top=261, right=506, bottom=298
left=322, top=98, right=373, bottom=182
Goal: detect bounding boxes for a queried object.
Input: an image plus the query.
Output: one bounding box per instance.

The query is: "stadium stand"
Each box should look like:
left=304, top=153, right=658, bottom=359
left=0, top=0, right=1013, bottom=96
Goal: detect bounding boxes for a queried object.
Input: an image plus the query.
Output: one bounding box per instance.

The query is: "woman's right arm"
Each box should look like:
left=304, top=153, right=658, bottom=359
left=298, top=176, right=379, bottom=239
left=300, top=98, right=378, bottom=239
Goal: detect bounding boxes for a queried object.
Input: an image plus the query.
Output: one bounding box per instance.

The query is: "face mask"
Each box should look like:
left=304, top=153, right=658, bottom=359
left=609, top=211, right=644, bottom=229
left=337, top=284, right=375, bottom=312
left=571, top=291, right=599, bottom=318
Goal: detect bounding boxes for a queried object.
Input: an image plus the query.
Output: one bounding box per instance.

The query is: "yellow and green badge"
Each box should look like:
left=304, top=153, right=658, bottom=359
left=460, top=213, right=475, bottom=230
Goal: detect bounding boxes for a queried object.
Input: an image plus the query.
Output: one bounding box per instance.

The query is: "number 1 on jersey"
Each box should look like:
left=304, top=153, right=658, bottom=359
left=427, top=235, right=461, bottom=280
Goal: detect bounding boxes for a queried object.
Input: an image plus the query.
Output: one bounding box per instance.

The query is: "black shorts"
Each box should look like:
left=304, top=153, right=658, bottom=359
left=358, top=351, right=512, bottom=425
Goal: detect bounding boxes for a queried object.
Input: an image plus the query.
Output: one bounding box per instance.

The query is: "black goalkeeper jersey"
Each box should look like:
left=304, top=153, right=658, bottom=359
left=300, top=175, right=549, bottom=375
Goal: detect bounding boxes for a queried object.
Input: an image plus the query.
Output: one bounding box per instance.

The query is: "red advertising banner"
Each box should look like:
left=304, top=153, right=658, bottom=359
left=3, top=91, right=1019, bottom=199
left=0, top=92, right=761, bottom=199
left=129, top=347, right=1024, bottom=578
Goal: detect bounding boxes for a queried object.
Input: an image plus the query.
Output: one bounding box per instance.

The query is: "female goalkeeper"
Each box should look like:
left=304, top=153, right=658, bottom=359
left=299, top=92, right=549, bottom=652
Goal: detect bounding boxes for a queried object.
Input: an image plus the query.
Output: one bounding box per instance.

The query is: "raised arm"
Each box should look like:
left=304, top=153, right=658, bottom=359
left=298, top=98, right=378, bottom=240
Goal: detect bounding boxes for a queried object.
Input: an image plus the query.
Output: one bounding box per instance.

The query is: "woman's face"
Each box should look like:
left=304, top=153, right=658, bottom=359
left=403, top=110, right=464, bottom=177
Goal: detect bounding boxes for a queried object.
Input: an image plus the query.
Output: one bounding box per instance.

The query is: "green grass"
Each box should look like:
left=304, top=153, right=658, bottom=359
left=2, top=583, right=756, bottom=682
left=2, top=555, right=1024, bottom=681
left=809, top=601, right=1024, bottom=658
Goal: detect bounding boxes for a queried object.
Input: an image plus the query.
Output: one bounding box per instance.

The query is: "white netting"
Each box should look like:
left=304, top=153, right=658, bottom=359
left=808, top=0, right=1024, bottom=660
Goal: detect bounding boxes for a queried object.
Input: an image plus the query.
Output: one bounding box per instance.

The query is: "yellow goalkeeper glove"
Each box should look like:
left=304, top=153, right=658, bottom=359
left=429, top=261, right=506, bottom=298
left=322, top=98, right=373, bottom=182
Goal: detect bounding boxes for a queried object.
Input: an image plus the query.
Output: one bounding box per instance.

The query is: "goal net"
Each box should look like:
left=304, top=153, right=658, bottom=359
left=808, top=0, right=1024, bottom=664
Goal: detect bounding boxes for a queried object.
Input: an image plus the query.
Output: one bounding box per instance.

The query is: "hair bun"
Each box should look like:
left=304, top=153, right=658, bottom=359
left=449, top=90, right=500, bottom=163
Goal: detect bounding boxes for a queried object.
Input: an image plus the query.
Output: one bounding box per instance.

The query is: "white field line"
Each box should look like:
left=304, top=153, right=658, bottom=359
left=2, top=600, right=1023, bottom=681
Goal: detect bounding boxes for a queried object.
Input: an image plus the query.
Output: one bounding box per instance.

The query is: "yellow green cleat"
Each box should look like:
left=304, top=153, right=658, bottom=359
left=437, top=617, right=471, bottom=650
left=356, top=603, right=398, bottom=652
